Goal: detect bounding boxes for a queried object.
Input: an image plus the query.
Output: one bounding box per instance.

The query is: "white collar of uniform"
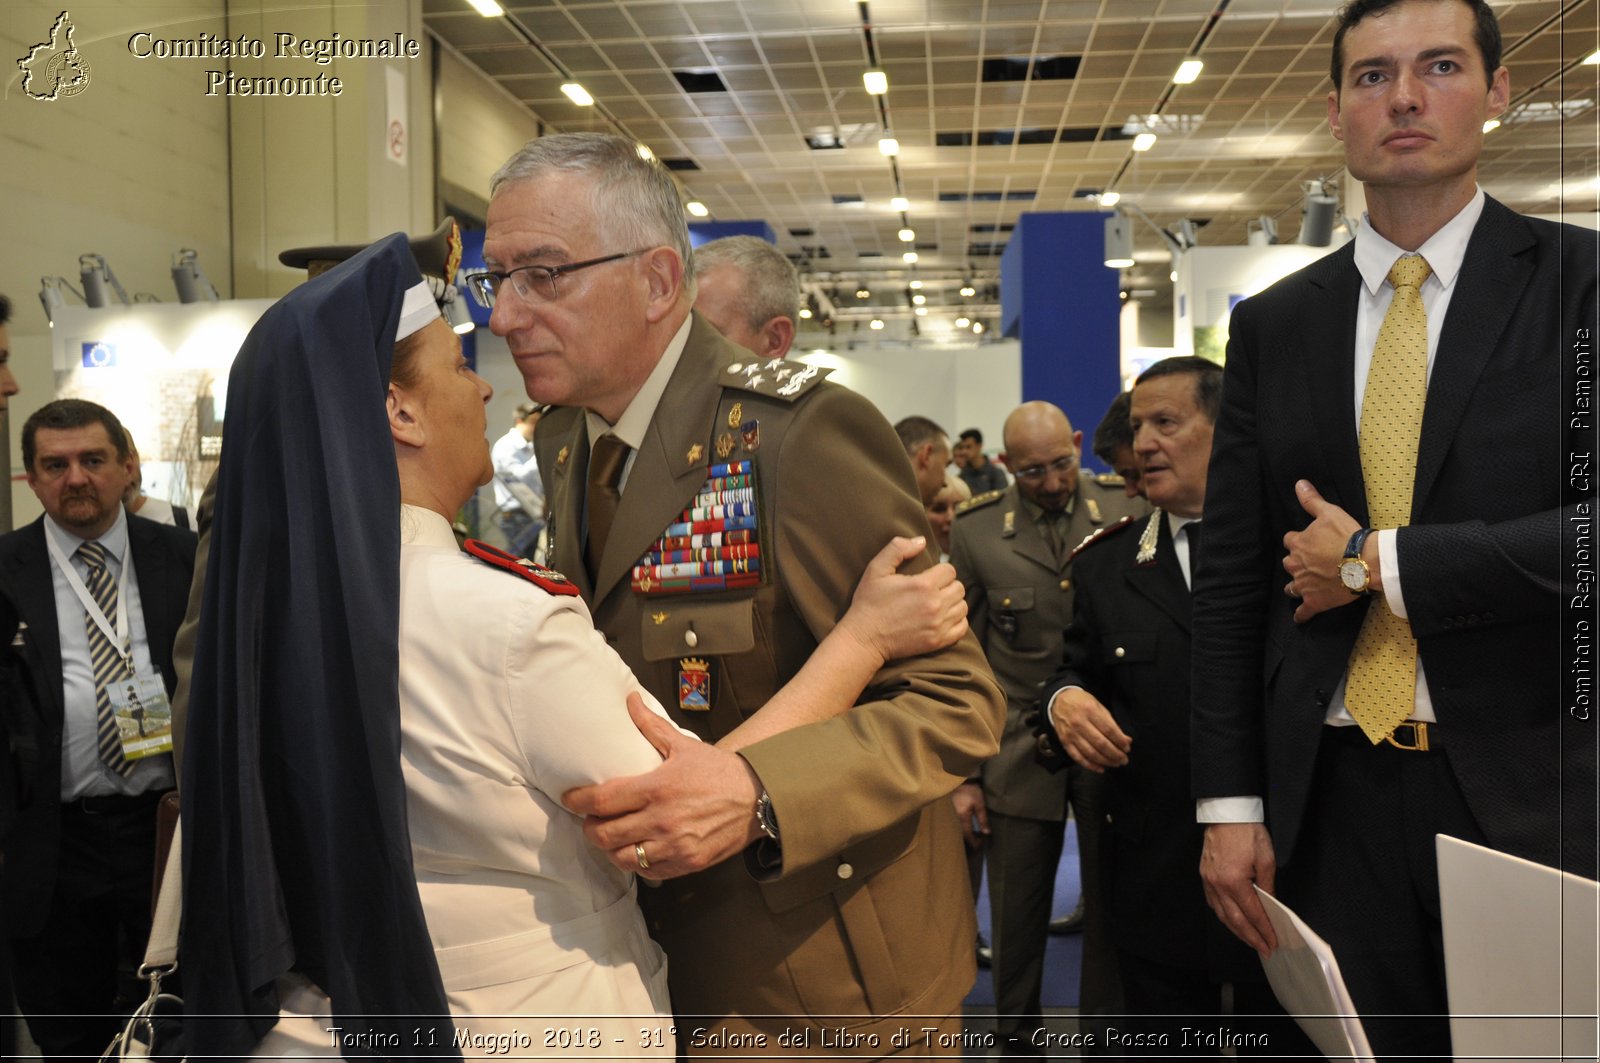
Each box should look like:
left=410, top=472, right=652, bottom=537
left=1354, top=186, right=1484, bottom=296
left=583, top=313, right=693, bottom=452
left=1165, top=510, right=1199, bottom=541
left=45, top=503, right=130, bottom=567
left=400, top=504, right=458, bottom=548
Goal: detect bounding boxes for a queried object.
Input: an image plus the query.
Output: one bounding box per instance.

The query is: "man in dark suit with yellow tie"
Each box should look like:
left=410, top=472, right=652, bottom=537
left=1191, top=2, right=1597, bottom=1059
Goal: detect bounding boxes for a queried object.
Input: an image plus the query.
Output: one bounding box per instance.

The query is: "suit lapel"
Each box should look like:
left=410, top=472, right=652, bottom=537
left=549, top=418, right=592, bottom=599
left=1304, top=247, right=1370, bottom=524
left=1122, top=513, right=1191, bottom=631
left=1, top=519, right=65, bottom=717
left=127, top=517, right=168, bottom=665
left=593, top=317, right=729, bottom=603
left=1413, top=198, right=1534, bottom=514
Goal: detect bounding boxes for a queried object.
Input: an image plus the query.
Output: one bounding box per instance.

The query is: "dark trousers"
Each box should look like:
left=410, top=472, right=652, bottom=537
left=988, top=768, right=1119, bottom=1051
left=987, top=811, right=1065, bottom=1042
left=1276, top=727, right=1487, bottom=1063
left=1115, top=951, right=1316, bottom=1060
left=10, top=792, right=167, bottom=1062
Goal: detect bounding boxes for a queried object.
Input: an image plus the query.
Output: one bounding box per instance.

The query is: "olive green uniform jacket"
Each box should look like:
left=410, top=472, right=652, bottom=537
left=536, top=314, right=1004, bottom=1046
left=949, top=477, right=1146, bottom=819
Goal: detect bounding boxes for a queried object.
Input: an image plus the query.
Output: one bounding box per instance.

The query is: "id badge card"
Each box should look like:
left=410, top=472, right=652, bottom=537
left=108, top=674, right=174, bottom=760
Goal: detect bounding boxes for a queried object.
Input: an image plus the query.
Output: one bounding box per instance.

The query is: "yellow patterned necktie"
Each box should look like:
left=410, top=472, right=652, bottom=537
left=1346, top=254, right=1432, bottom=743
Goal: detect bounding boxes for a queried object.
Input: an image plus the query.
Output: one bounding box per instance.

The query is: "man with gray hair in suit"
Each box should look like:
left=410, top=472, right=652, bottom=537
left=692, top=235, right=799, bottom=361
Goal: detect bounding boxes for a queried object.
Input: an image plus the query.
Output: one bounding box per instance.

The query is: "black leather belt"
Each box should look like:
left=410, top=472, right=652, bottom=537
left=63, top=789, right=169, bottom=815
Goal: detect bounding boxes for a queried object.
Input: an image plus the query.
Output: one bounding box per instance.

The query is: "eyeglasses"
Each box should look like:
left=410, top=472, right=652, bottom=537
left=1012, top=454, right=1078, bottom=483
left=465, top=248, right=650, bottom=308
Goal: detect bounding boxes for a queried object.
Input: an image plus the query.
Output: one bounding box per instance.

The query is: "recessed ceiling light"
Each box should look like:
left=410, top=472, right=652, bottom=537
left=959, top=285, right=976, bottom=297
left=972, top=321, right=985, bottom=334
left=856, top=288, right=871, bottom=299
left=870, top=318, right=885, bottom=330
left=799, top=307, right=813, bottom=319
left=879, top=137, right=900, bottom=156
left=561, top=82, right=594, bottom=106
left=914, top=306, right=927, bottom=316
left=686, top=201, right=709, bottom=217
left=908, top=280, right=924, bottom=290
left=1482, top=119, right=1501, bottom=133
left=902, top=251, right=918, bottom=263
left=898, top=228, right=915, bottom=242
left=1585, top=50, right=1600, bottom=65
left=912, top=294, right=926, bottom=305
left=1099, top=191, right=1122, bottom=207
left=863, top=70, right=888, bottom=95
left=466, top=0, right=504, bottom=15
left=1173, top=59, right=1204, bottom=85
left=1132, top=132, right=1157, bottom=152
left=890, top=196, right=909, bottom=212
left=956, top=317, right=970, bottom=328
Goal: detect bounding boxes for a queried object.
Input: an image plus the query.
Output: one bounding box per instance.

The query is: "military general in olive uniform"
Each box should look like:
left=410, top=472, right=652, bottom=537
left=485, top=133, right=1004, bottom=1056
left=949, top=400, right=1145, bottom=1055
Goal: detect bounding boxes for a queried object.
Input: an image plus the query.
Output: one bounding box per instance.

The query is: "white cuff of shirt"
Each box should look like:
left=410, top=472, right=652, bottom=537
left=1377, top=527, right=1408, bottom=619
left=1045, top=687, right=1081, bottom=728
left=1196, top=796, right=1264, bottom=823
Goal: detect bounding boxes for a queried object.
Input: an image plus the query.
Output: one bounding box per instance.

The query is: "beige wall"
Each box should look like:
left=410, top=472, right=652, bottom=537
left=225, top=0, right=436, bottom=300
left=437, top=44, right=541, bottom=220
left=1, top=0, right=437, bottom=525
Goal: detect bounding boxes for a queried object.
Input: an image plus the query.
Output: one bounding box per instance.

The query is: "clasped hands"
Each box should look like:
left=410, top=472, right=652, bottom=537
left=563, top=536, right=966, bottom=880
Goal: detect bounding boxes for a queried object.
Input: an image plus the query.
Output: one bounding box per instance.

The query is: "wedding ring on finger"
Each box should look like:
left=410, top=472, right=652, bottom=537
left=634, top=843, right=651, bottom=871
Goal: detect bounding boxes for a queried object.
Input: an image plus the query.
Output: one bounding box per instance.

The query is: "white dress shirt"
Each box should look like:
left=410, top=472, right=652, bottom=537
left=46, top=506, right=173, bottom=799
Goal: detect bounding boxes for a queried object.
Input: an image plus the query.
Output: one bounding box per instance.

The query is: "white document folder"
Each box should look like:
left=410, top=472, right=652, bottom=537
left=1437, top=834, right=1599, bottom=1063
left=1253, top=885, right=1376, bottom=1062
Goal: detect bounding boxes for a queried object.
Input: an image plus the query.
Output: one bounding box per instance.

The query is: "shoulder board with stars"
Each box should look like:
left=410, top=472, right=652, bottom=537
left=954, top=489, right=1005, bottom=516
left=721, top=358, right=831, bottom=402
left=463, top=539, right=580, bottom=597
left=1092, top=472, right=1126, bottom=488
left=1067, top=514, right=1139, bottom=561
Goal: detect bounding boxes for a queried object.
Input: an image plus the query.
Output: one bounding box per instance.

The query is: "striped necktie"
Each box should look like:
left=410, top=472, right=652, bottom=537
left=1346, top=254, right=1432, bottom=743
left=77, top=540, right=134, bottom=777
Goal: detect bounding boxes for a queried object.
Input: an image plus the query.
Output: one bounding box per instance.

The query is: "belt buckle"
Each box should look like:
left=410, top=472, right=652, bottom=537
left=1385, top=721, right=1430, bottom=751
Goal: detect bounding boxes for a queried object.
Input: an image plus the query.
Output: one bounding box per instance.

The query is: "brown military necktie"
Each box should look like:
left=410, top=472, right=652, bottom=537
left=585, top=432, right=630, bottom=580
left=1346, top=254, right=1432, bottom=743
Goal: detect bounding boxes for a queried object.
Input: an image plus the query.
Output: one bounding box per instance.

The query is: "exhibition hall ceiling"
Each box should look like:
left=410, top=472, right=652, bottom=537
left=422, top=0, right=1598, bottom=337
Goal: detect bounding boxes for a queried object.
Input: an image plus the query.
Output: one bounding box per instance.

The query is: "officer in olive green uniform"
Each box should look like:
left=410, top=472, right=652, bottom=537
left=949, top=400, right=1146, bottom=1055
left=535, top=314, right=1004, bottom=1054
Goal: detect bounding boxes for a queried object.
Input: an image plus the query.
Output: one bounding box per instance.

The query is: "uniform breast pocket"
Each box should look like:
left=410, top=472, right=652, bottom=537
left=986, top=585, right=1038, bottom=649
left=639, top=598, right=755, bottom=662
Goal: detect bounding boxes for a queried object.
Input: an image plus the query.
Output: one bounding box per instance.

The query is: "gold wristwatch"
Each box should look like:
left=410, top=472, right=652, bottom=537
left=1339, top=528, right=1375, bottom=595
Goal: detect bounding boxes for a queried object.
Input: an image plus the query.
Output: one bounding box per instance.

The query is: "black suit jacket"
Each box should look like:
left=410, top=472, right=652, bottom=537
left=0, top=512, right=197, bottom=937
left=1045, top=513, right=1258, bottom=979
left=1192, top=196, right=1598, bottom=876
